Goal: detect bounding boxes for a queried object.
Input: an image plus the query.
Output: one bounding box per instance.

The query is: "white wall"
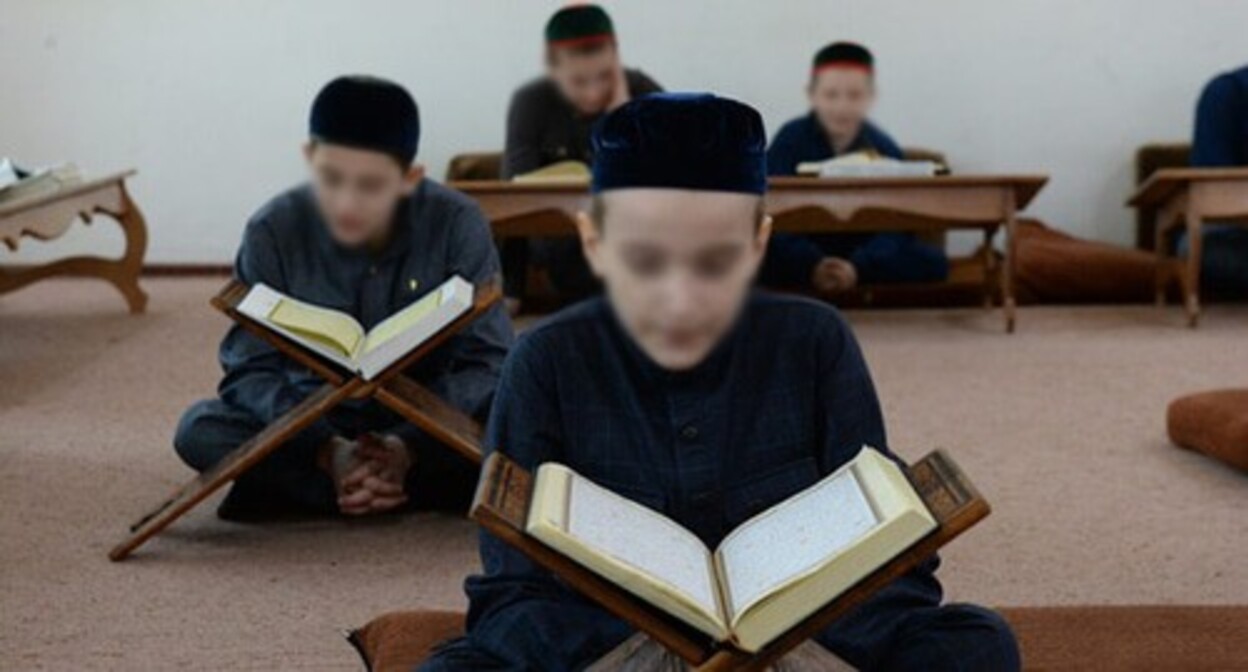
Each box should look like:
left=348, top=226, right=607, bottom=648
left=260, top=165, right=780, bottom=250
left=3, top=0, right=1246, bottom=263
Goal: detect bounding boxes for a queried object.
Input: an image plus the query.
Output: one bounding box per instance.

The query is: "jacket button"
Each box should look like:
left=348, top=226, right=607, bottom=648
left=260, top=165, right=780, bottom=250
left=680, top=425, right=699, bottom=441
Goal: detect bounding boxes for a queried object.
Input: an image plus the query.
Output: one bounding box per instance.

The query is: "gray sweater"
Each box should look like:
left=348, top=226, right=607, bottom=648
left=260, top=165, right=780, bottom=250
left=217, top=179, right=513, bottom=447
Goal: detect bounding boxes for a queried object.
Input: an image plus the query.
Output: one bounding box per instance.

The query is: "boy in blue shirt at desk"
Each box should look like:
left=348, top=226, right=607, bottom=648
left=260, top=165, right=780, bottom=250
left=764, top=42, right=949, bottom=296
left=422, top=94, right=1017, bottom=671
left=1187, top=64, right=1248, bottom=296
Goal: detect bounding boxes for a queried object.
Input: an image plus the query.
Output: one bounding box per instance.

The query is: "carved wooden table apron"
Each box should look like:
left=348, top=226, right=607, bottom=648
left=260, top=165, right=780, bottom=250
left=453, top=175, right=1047, bottom=332
left=1127, top=167, right=1248, bottom=327
left=0, top=170, right=148, bottom=313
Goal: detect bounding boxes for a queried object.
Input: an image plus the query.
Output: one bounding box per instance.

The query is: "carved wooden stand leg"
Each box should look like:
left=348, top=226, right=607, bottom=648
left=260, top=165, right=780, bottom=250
left=108, top=382, right=359, bottom=561
left=102, top=185, right=149, bottom=313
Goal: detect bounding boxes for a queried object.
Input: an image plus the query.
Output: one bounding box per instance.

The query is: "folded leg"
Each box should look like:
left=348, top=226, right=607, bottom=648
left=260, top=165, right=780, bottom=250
left=415, top=637, right=515, bottom=671
left=173, top=398, right=338, bottom=515
left=850, top=233, right=950, bottom=284
left=875, top=603, right=1020, bottom=672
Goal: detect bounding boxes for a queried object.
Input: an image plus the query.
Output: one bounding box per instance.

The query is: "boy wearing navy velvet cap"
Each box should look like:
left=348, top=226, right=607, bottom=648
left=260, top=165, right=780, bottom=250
left=764, top=42, right=950, bottom=296
left=421, top=93, right=1017, bottom=671
left=173, top=76, right=512, bottom=519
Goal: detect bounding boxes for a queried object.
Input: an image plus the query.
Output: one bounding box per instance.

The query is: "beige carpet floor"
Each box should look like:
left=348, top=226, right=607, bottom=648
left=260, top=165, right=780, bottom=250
left=2, top=278, right=1247, bottom=670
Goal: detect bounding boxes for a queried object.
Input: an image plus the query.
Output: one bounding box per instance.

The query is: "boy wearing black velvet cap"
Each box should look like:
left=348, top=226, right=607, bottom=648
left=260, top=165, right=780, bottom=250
left=499, top=3, right=663, bottom=309
left=173, top=76, right=512, bottom=519
left=763, top=42, right=949, bottom=296
left=421, top=93, right=1017, bottom=671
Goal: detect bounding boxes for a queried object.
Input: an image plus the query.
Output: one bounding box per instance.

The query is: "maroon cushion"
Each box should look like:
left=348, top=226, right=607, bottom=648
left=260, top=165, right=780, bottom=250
left=352, top=606, right=1248, bottom=670
left=348, top=610, right=464, bottom=671
left=1168, top=389, right=1248, bottom=471
left=1015, top=219, right=1157, bottom=303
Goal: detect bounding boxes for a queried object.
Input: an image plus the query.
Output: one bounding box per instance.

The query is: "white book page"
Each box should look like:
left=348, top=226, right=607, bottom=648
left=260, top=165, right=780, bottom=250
left=356, top=277, right=472, bottom=380
left=719, top=468, right=880, bottom=619
left=567, top=476, right=720, bottom=617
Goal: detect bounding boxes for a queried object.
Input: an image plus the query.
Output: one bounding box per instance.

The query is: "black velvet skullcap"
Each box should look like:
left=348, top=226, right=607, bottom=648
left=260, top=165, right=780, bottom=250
left=591, top=93, right=767, bottom=195
left=545, top=4, right=615, bottom=46
left=812, top=42, right=874, bottom=74
left=308, top=76, right=420, bottom=164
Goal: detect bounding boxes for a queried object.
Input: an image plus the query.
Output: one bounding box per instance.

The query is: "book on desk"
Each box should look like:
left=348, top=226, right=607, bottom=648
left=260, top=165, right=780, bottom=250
left=472, top=446, right=991, bottom=666
left=796, top=152, right=943, bottom=178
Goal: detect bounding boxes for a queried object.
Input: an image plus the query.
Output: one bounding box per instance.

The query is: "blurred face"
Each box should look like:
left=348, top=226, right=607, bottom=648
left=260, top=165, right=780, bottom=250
left=303, top=142, right=423, bottom=247
left=807, top=67, right=876, bottom=140
left=577, top=189, right=771, bottom=371
left=548, top=43, right=619, bottom=115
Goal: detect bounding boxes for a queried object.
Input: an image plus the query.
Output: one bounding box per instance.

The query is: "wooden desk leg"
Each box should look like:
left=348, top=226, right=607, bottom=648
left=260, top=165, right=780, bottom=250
left=981, top=228, right=997, bottom=310
left=108, top=382, right=356, bottom=561
left=110, top=185, right=149, bottom=314
left=1001, top=198, right=1019, bottom=333
left=1182, top=211, right=1203, bottom=328
left=1154, top=213, right=1169, bottom=307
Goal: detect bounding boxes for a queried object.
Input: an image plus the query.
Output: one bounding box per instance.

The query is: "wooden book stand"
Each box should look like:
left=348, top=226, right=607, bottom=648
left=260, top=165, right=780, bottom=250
left=108, top=279, right=502, bottom=561
left=472, top=450, right=990, bottom=671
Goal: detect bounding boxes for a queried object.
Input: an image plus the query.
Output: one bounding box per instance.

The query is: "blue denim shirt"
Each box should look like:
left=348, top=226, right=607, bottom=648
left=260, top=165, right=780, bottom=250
left=217, top=179, right=513, bottom=446
left=452, top=294, right=942, bottom=670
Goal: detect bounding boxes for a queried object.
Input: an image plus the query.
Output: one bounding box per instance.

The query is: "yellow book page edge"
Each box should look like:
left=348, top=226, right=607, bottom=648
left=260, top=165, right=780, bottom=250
left=361, top=286, right=445, bottom=355
left=269, top=299, right=363, bottom=357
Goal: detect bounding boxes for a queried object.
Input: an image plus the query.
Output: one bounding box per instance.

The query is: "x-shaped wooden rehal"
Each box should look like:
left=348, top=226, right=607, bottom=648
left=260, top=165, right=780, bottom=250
left=109, top=279, right=500, bottom=561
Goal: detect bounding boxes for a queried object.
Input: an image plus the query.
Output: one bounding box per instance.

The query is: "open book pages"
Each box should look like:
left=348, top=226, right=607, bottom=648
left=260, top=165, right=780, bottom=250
left=527, top=464, right=730, bottom=640
left=512, top=160, right=591, bottom=184
left=235, top=275, right=473, bottom=380
left=796, top=152, right=938, bottom=178
left=525, top=447, right=937, bottom=652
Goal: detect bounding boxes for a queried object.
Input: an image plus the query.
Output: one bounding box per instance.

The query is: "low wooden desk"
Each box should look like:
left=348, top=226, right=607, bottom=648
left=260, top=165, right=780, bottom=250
left=453, top=175, right=1047, bottom=332
left=0, top=170, right=148, bottom=313
left=1127, top=167, right=1248, bottom=327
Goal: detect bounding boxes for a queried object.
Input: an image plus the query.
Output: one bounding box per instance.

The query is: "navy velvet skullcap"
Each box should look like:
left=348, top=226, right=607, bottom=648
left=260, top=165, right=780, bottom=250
left=813, top=42, right=874, bottom=74
left=309, top=76, right=420, bottom=164
left=545, top=4, right=615, bottom=46
left=591, top=93, right=767, bottom=195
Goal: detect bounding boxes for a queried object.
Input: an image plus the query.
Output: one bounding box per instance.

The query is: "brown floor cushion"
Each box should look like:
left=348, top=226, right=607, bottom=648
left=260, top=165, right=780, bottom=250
left=350, top=606, right=1248, bottom=670
left=1168, top=389, right=1248, bottom=471
left=347, top=609, right=464, bottom=672
left=1006, top=606, right=1248, bottom=670
left=1015, top=219, right=1158, bottom=304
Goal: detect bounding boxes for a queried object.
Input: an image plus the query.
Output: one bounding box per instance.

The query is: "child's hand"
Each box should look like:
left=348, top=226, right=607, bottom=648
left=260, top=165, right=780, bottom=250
left=811, top=257, right=858, bottom=294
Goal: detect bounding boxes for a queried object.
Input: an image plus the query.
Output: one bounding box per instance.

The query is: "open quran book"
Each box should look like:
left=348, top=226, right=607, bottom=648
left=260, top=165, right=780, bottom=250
left=236, top=275, right=473, bottom=380
left=512, top=160, right=591, bottom=184
left=797, top=151, right=939, bottom=178
left=526, top=447, right=936, bottom=653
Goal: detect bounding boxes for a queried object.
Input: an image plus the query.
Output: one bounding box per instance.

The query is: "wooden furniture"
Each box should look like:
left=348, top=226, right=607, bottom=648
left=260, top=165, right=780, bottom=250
left=452, top=175, right=1047, bottom=332
left=1127, top=167, right=1248, bottom=327
left=108, top=279, right=500, bottom=561
left=0, top=170, right=148, bottom=313
left=1133, top=143, right=1191, bottom=251
left=444, top=148, right=950, bottom=183
left=471, top=449, right=990, bottom=671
